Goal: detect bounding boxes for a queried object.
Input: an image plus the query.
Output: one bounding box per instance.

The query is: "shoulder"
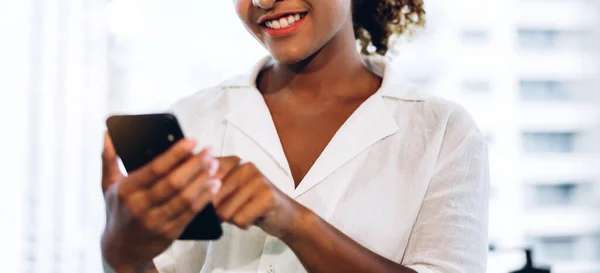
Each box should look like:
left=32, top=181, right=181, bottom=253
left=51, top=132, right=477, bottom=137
left=422, top=97, right=486, bottom=155
left=170, top=75, right=243, bottom=110
left=382, top=83, right=487, bottom=162
left=164, top=74, right=255, bottom=143
left=383, top=82, right=482, bottom=140
left=373, top=57, right=481, bottom=139
left=169, top=74, right=249, bottom=121
left=422, top=96, right=481, bottom=137
left=408, top=95, right=488, bottom=163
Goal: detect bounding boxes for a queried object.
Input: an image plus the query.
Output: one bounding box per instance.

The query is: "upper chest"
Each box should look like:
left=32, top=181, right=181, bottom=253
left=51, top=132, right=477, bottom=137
left=263, top=94, right=369, bottom=185
left=263, top=91, right=372, bottom=141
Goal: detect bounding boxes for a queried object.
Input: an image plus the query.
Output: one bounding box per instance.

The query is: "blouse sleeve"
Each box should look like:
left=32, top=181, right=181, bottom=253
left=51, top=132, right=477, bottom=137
left=402, top=109, right=490, bottom=273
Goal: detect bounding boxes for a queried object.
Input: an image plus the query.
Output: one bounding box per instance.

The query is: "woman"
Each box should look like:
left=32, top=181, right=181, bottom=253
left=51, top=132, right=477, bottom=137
left=101, top=0, right=490, bottom=272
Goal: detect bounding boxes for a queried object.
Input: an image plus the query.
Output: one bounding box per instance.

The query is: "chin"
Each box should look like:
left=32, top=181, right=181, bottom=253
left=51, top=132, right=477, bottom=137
left=267, top=44, right=315, bottom=65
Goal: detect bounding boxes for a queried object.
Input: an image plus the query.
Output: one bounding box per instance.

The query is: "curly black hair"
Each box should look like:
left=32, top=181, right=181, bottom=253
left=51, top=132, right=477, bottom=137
left=352, top=0, right=426, bottom=55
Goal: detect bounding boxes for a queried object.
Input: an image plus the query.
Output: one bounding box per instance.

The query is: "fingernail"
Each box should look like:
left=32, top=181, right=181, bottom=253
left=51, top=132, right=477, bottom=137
left=208, top=159, right=219, bottom=177
left=184, top=139, right=197, bottom=149
left=208, top=179, right=222, bottom=195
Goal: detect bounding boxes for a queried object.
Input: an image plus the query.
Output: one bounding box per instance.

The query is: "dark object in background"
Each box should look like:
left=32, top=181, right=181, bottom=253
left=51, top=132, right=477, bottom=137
left=510, top=249, right=550, bottom=273
left=489, top=245, right=551, bottom=273
left=106, top=114, right=223, bottom=240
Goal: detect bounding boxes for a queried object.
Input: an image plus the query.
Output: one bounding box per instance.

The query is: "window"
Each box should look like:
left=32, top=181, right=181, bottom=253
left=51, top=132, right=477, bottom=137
left=597, top=235, right=600, bottom=260
left=519, top=80, right=570, bottom=101
left=522, top=132, right=576, bottom=153
left=529, top=234, right=600, bottom=263
left=461, top=29, right=490, bottom=44
left=518, top=28, right=592, bottom=50
left=527, top=183, right=594, bottom=207
left=462, top=80, right=491, bottom=93
left=531, top=184, right=576, bottom=206
left=535, top=236, right=577, bottom=261
left=520, top=80, right=593, bottom=101
left=518, top=29, right=557, bottom=48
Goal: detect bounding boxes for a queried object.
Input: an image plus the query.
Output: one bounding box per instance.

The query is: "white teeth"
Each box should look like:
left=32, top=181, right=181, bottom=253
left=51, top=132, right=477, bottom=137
left=264, top=13, right=305, bottom=29
left=279, top=18, right=289, bottom=28
left=272, top=20, right=280, bottom=29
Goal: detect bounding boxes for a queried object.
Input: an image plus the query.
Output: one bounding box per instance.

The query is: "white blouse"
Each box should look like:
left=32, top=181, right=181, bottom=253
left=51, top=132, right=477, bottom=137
left=153, top=56, right=490, bottom=273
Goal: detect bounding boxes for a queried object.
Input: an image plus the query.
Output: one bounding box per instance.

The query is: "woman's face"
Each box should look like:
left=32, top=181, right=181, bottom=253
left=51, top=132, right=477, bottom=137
left=233, top=0, right=352, bottom=64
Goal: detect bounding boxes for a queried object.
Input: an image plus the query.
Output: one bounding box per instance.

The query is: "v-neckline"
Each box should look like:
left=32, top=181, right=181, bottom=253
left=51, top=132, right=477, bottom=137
left=225, top=87, right=400, bottom=198
left=221, top=55, right=417, bottom=198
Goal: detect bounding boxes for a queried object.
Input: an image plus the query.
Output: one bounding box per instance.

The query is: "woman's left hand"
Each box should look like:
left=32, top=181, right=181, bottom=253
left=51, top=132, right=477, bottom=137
left=213, top=156, right=307, bottom=239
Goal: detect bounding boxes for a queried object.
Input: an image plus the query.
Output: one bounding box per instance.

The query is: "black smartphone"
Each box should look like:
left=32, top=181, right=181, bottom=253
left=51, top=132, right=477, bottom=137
left=106, top=113, right=223, bottom=240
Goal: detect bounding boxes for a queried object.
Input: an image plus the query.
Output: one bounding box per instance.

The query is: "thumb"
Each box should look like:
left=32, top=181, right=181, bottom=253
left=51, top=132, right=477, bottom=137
left=102, top=132, right=124, bottom=193
left=215, top=156, right=243, bottom=179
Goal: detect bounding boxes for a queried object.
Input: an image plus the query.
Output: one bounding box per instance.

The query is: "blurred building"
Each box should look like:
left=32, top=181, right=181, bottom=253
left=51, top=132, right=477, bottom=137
left=1, top=0, right=110, bottom=272
left=394, top=0, right=600, bottom=272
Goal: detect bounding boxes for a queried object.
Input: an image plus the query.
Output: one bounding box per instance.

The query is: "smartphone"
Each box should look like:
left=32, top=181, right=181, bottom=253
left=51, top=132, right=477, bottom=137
left=106, top=113, right=223, bottom=240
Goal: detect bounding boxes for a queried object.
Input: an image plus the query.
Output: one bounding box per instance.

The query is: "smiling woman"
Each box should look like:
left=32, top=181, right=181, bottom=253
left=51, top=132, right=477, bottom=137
left=234, top=0, right=424, bottom=63
left=100, top=0, right=490, bottom=273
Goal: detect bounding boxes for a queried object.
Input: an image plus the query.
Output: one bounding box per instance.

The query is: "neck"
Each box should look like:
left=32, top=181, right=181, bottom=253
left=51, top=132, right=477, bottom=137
left=260, top=21, right=376, bottom=99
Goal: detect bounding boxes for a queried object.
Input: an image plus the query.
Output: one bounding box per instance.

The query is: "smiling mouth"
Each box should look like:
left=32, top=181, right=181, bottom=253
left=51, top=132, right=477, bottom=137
left=261, top=12, right=308, bottom=30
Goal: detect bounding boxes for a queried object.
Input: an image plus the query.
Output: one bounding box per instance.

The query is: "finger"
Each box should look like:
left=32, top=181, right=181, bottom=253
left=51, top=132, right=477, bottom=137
left=216, top=175, right=264, bottom=221
left=230, top=190, right=274, bottom=229
left=213, top=162, right=255, bottom=206
left=102, top=132, right=124, bottom=193
left=157, top=170, right=217, bottom=221
left=158, top=210, right=195, bottom=240
left=215, top=156, right=242, bottom=179
left=155, top=185, right=217, bottom=239
left=147, top=148, right=215, bottom=205
left=124, top=191, right=152, bottom=217
left=120, top=139, right=197, bottom=195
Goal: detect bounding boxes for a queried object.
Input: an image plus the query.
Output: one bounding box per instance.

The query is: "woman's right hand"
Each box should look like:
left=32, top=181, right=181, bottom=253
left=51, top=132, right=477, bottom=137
left=100, top=133, right=221, bottom=273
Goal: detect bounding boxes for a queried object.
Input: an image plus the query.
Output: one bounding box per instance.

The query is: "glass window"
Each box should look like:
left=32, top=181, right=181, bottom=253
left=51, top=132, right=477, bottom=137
left=527, top=236, right=577, bottom=264
left=518, top=29, right=557, bottom=48
left=597, top=235, right=600, bottom=260
left=538, top=236, right=576, bottom=261
left=531, top=184, right=576, bottom=206
left=462, top=80, right=491, bottom=93
left=519, top=80, right=571, bottom=101
left=527, top=183, right=594, bottom=207
left=522, top=132, right=576, bottom=153
left=461, top=29, right=490, bottom=44
left=518, top=28, right=592, bottom=50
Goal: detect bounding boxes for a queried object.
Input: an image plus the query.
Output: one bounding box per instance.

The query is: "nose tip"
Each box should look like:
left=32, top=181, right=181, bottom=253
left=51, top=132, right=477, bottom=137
left=252, top=0, right=277, bottom=9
